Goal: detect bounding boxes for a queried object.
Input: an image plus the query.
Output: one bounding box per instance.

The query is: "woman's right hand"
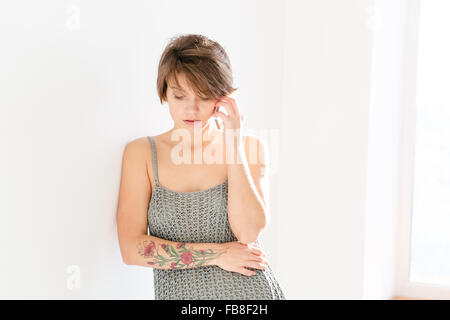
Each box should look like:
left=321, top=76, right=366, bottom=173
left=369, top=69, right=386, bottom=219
left=214, top=241, right=269, bottom=276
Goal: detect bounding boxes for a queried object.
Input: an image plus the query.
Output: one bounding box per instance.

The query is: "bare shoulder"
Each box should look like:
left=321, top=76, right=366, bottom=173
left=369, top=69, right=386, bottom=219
left=123, top=137, right=152, bottom=160
left=122, top=136, right=153, bottom=186
left=126, top=136, right=150, bottom=147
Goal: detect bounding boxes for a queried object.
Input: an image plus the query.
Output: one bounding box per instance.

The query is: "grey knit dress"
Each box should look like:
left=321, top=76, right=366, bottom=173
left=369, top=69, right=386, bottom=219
left=146, top=136, right=286, bottom=300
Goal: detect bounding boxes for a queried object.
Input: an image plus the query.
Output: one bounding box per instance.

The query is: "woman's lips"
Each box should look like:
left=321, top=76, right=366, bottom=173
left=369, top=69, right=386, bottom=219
left=184, top=120, right=201, bottom=126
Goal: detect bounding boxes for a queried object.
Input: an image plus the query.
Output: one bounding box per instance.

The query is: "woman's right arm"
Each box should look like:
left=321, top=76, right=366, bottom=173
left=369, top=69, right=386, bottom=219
left=116, top=138, right=268, bottom=275
left=123, top=234, right=227, bottom=269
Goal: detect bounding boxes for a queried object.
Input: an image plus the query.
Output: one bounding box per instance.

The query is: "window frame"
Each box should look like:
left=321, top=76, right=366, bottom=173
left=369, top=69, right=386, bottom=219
left=395, top=0, right=450, bottom=299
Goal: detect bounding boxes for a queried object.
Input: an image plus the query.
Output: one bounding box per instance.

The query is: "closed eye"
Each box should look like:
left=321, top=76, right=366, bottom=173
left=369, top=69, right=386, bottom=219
left=175, top=96, right=210, bottom=101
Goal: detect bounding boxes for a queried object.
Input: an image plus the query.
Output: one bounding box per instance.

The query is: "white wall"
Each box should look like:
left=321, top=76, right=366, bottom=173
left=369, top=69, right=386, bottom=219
left=277, top=0, right=374, bottom=299
left=0, top=0, right=285, bottom=299
left=363, top=0, right=410, bottom=299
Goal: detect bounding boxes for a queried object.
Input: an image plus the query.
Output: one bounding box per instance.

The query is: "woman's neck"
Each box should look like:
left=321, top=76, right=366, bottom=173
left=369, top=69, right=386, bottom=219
left=167, top=122, right=221, bottom=150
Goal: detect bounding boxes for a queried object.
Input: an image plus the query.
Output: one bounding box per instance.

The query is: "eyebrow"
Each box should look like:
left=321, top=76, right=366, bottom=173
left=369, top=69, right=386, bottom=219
left=169, top=86, right=209, bottom=98
left=169, top=86, right=186, bottom=92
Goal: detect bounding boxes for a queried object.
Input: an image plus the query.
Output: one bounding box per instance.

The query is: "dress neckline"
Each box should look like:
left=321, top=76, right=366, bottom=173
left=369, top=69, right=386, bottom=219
left=154, top=178, right=228, bottom=195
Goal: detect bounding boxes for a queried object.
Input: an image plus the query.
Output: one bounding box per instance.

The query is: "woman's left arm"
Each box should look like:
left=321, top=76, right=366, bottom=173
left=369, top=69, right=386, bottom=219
left=227, top=135, right=270, bottom=244
left=213, top=96, right=270, bottom=245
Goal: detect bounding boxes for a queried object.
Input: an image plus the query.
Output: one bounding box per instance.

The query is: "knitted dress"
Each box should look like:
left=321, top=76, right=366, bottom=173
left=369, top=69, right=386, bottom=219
left=146, top=136, right=286, bottom=300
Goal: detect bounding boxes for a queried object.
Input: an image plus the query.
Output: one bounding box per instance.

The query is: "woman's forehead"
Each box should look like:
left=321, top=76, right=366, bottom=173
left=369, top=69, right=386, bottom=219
left=169, top=84, right=187, bottom=92
left=167, top=71, right=213, bottom=97
left=168, top=79, right=202, bottom=96
left=168, top=74, right=192, bottom=92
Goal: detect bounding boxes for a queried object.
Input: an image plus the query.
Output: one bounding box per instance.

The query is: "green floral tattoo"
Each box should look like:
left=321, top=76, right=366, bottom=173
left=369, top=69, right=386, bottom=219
left=136, top=240, right=226, bottom=269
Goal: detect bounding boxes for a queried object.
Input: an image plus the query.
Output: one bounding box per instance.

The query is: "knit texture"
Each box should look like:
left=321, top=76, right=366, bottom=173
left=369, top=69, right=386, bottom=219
left=146, top=136, right=286, bottom=300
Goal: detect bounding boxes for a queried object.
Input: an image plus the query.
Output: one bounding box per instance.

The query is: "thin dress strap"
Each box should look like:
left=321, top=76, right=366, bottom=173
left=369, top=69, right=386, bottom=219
left=147, top=136, right=159, bottom=185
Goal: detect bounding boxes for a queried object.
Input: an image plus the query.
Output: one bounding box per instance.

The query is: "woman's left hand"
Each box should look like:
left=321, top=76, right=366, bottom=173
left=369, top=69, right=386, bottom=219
left=213, top=96, right=245, bottom=147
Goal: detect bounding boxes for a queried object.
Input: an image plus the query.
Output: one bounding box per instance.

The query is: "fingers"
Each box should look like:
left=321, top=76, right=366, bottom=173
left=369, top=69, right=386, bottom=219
left=237, top=262, right=268, bottom=277
left=248, top=245, right=267, bottom=257
left=220, top=96, right=238, bottom=116
left=239, top=242, right=267, bottom=257
left=247, top=260, right=268, bottom=271
left=250, top=247, right=265, bottom=256
left=214, top=101, right=233, bottom=118
left=213, top=108, right=228, bottom=122
left=237, top=267, right=256, bottom=277
left=246, top=248, right=270, bottom=267
left=219, top=242, right=270, bottom=277
left=216, top=97, right=237, bottom=117
left=249, top=255, right=269, bottom=265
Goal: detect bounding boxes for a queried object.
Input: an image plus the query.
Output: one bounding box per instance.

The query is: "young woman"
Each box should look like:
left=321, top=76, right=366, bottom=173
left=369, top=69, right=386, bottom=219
left=116, top=34, right=286, bottom=300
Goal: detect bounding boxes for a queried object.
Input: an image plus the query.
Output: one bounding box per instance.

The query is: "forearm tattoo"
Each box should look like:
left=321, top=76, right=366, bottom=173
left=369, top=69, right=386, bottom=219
left=136, top=240, right=226, bottom=269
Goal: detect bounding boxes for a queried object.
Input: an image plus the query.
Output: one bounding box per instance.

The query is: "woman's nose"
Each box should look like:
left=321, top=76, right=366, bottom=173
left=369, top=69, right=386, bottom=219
left=185, top=99, right=203, bottom=109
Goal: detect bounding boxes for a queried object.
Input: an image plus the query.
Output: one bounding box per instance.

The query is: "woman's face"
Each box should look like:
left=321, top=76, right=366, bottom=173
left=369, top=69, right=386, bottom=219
left=166, top=73, right=216, bottom=131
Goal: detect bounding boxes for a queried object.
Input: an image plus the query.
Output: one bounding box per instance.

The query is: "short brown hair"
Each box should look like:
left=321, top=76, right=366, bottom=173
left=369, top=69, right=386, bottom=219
left=156, top=34, right=238, bottom=104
